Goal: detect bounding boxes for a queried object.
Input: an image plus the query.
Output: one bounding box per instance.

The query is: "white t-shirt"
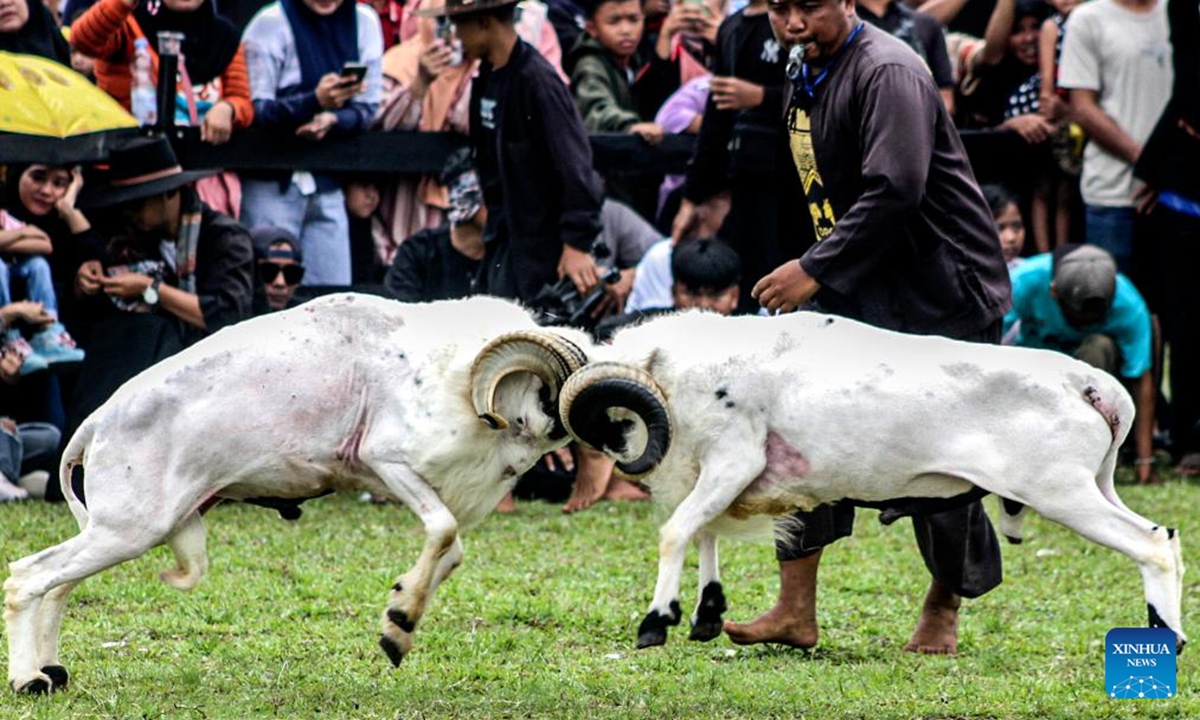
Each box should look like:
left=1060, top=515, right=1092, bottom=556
left=1058, top=0, right=1172, bottom=207
left=625, top=240, right=674, bottom=312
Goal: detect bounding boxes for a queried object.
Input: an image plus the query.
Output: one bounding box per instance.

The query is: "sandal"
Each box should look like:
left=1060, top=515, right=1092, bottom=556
left=1175, top=452, right=1200, bottom=476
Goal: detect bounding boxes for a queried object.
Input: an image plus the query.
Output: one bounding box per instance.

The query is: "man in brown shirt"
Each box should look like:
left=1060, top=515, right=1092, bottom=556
left=731, top=0, right=1011, bottom=655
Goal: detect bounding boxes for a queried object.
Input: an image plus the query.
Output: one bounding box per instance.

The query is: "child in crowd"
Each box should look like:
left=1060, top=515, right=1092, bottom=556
left=0, top=209, right=85, bottom=374
left=982, top=183, right=1027, bottom=271
left=568, top=0, right=665, bottom=144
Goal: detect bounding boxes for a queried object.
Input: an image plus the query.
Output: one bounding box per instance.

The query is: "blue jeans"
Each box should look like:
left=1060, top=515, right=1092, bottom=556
left=0, top=421, right=60, bottom=482
left=0, top=255, right=58, bottom=315
left=1084, top=205, right=1135, bottom=276
left=240, top=179, right=351, bottom=286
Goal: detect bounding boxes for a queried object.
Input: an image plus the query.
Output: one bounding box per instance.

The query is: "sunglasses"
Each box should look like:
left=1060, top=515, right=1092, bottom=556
left=258, top=262, right=305, bottom=285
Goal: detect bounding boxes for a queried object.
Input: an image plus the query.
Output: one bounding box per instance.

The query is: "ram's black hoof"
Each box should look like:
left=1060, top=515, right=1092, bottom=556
left=41, top=665, right=68, bottom=690
left=688, top=620, right=723, bottom=642
left=14, top=678, right=50, bottom=695
left=688, top=582, right=728, bottom=642
left=636, top=601, right=681, bottom=649
left=1004, top=535, right=1023, bottom=545
left=379, top=636, right=405, bottom=667
left=637, top=627, right=668, bottom=649
left=387, top=608, right=416, bottom=633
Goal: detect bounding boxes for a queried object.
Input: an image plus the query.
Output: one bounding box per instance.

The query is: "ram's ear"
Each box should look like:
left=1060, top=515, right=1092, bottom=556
left=469, top=331, right=588, bottom=429
left=557, top=362, right=671, bottom=478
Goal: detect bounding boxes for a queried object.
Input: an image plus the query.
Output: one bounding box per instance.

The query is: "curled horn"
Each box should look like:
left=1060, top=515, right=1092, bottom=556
left=470, top=331, right=588, bottom=429
left=558, top=362, right=671, bottom=478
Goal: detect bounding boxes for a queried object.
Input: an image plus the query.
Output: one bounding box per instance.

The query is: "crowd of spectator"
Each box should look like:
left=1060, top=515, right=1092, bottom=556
left=0, top=0, right=1197, bottom=507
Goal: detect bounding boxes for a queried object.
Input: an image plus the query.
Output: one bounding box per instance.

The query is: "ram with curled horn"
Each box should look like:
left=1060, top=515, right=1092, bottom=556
left=4, top=294, right=592, bottom=694
left=559, top=310, right=1186, bottom=655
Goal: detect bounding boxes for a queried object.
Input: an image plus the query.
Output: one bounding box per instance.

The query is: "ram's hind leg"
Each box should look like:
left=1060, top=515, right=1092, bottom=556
left=6, top=526, right=163, bottom=693
left=1024, top=470, right=1186, bottom=652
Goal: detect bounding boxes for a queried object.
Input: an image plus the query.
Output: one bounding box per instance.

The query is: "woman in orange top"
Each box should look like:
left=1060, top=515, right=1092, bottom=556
left=70, top=0, right=254, bottom=144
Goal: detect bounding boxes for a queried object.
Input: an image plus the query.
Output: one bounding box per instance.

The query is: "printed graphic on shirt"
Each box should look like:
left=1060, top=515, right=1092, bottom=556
left=787, top=104, right=836, bottom=240
left=480, top=98, right=498, bottom=130
left=761, top=38, right=780, bottom=65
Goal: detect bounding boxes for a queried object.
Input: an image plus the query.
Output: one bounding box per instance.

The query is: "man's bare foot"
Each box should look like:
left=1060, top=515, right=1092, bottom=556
left=724, top=553, right=820, bottom=648
left=903, top=580, right=961, bottom=655
left=723, top=605, right=818, bottom=648
left=602, top=477, right=649, bottom=502
left=496, top=492, right=517, bottom=513
left=563, top=446, right=615, bottom=513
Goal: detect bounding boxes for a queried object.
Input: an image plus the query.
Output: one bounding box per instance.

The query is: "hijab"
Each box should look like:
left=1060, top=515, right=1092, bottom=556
left=2, top=163, right=71, bottom=239
left=133, top=0, right=240, bottom=86
left=0, top=0, right=71, bottom=65
left=278, top=0, right=359, bottom=92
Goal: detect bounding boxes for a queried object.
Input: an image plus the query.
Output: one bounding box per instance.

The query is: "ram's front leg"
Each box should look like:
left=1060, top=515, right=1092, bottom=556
left=637, top=452, right=762, bottom=649
left=371, top=461, right=460, bottom=667
left=687, top=532, right=726, bottom=642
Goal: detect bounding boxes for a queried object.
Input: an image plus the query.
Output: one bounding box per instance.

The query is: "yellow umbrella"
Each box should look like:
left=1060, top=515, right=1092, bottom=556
left=0, top=51, right=139, bottom=163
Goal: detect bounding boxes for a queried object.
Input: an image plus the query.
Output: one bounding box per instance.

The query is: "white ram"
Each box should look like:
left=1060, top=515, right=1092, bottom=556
left=4, top=294, right=591, bottom=693
left=558, top=310, right=1186, bottom=652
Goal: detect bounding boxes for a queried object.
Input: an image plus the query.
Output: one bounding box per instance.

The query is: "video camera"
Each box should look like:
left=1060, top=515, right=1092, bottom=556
left=530, top=240, right=621, bottom=331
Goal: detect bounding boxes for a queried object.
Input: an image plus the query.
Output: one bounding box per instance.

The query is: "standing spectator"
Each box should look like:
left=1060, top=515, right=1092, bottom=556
left=742, top=0, right=1010, bottom=655
left=0, top=0, right=71, bottom=65
left=671, top=0, right=798, bottom=316
left=652, top=74, right=709, bottom=227
left=635, top=0, right=724, bottom=119
left=70, top=0, right=255, bottom=144
left=1004, top=244, right=1160, bottom=483
left=241, top=0, right=383, bottom=286
left=372, top=0, right=476, bottom=267
left=70, top=0, right=256, bottom=216
left=857, top=0, right=956, bottom=113
left=1059, top=0, right=1171, bottom=275
left=567, top=0, right=666, bottom=217
left=430, top=0, right=605, bottom=304
left=360, top=0, right=404, bottom=48
left=1134, top=0, right=1200, bottom=475
left=567, top=0, right=665, bottom=144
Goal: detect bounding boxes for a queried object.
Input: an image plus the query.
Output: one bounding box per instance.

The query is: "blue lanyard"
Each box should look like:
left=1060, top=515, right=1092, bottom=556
left=1158, top=190, right=1200, bottom=220
left=797, top=22, right=865, bottom=100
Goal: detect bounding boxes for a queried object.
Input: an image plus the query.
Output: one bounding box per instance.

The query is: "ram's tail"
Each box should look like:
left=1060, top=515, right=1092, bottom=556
left=57, top=417, right=96, bottom=530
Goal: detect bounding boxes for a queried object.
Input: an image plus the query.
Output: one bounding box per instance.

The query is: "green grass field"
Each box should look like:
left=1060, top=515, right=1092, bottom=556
left=1, top=473, right=1197, bottom=719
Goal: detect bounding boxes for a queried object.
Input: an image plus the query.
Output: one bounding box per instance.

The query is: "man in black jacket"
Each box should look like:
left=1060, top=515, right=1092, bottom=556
left=427, top=0, right=606, bottom=304
left=734, top=0, right=1011, bottom=656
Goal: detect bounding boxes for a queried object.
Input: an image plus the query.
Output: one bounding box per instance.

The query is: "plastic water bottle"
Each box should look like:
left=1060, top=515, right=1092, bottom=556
left=131, top=37, right=157, bottom=127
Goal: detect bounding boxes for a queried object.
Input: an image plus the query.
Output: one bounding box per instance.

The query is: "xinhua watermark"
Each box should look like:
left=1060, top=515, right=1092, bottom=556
left=1105, top=628, right=1177, bottom=699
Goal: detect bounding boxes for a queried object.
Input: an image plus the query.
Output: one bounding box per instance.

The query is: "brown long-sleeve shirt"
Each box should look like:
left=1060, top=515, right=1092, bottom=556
left=790, top=23, right=1010, bottom=338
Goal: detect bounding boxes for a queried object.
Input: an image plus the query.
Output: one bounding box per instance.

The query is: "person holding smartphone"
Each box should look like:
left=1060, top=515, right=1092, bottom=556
left=241, top=0, right=384, bottom=286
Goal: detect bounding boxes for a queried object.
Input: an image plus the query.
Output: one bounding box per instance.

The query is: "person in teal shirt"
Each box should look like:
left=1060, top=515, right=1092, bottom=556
left=1004, top=244, right=1160, bottom=484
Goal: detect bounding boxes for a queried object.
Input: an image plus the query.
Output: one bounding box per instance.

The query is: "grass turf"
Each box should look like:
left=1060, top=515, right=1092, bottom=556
left=1, top=472, right=1196, bottom=719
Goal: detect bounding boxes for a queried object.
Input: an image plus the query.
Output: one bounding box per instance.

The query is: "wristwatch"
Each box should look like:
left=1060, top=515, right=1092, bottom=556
left=142, top=278, right=162, bottom=307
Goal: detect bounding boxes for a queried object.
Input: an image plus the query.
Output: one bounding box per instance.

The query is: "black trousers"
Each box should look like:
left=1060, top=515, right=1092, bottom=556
left=1140, top=208, right=1200, bottom=458
left=774, top=320, right=1005, bottom=599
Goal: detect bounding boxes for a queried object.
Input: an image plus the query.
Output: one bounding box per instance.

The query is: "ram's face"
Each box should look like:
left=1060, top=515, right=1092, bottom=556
left=490, top=373, right=557, bottom=442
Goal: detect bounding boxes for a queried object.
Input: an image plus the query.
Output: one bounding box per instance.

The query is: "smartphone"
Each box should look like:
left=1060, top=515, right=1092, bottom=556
left=434, top=17, right=464, bottom=67
left=339, top=62, right=368, bottom=86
